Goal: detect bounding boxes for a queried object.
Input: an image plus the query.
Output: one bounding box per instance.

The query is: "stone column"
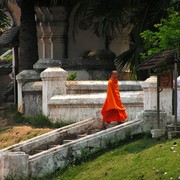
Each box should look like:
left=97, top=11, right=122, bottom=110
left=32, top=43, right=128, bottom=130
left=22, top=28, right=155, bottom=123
left=141, top=76, right=158, bottom=111
left=0, top=152, right=29, bottom=179
left=177, top=76, right=180, bottom=123
left=36, top=6, right=67, bottom=60
left=40, top=67, right=68, bottom=116
left=16, top=70, right=40, bottom=113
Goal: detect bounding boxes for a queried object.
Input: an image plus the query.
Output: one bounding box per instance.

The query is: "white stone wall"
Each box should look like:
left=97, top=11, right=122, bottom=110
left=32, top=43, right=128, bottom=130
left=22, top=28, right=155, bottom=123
left=48, top=91, right=143, bottom=122
left=40, top=67, right=143, bottom=122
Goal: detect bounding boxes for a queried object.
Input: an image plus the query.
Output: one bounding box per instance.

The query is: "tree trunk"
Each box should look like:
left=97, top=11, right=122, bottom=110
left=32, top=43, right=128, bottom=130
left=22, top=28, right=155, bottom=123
left=19, top=0, right=38, bottom=72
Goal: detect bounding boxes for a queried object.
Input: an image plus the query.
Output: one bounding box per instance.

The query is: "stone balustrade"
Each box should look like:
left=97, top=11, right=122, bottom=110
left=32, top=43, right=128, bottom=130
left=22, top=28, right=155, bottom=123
left=18, top=67, right=180, bottom=124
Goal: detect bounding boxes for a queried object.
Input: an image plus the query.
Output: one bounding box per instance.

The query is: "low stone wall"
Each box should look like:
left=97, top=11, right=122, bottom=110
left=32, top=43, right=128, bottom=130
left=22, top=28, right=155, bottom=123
left=49, top=91, right=143, bottom=122
left=22, top=79, right=143, bottom=119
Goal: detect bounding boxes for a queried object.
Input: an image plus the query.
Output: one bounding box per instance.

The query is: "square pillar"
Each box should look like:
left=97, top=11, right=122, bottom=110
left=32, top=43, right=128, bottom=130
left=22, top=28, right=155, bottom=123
left=142, top=76, right=173, bottom=116
left=0, top=152, right=29, bottom=179
left=40, top=67, right=68, bottom=116
left=16, top=70, right=40, bottom=113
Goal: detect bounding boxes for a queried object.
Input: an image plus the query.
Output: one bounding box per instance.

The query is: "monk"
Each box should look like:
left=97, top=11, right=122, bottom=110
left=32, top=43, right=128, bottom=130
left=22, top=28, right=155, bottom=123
left=101, top=70, right=128, bottom=129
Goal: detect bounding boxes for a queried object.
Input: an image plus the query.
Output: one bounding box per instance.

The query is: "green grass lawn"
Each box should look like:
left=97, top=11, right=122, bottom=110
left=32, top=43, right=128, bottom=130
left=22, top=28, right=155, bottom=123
left=49, top=136, right=180, bottom=180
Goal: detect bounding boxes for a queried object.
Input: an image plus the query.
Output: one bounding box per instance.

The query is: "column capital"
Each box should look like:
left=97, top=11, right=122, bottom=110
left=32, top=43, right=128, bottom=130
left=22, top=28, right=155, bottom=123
left=40, top=67, right=68, bottom=81
left=16, top=70, right=40, bottom=83
left=141, top=76, right=157, bottom=89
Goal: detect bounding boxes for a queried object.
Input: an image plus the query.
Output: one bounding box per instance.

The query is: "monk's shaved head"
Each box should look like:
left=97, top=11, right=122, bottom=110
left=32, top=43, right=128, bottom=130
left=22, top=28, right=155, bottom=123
left=112, top=70, right=118, bottom=74
left=111, top=70, right=118, bottom=79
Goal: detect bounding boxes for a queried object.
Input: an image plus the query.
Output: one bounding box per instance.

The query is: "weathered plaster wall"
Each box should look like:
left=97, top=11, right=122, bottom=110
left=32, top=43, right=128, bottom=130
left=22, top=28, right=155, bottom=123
left=48, top=91, right=143, bottom=122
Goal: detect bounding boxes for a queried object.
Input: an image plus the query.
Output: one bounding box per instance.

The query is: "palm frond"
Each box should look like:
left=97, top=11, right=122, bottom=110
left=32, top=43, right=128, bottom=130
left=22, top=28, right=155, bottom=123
left=73, top=0, right=129, bottom=40
left=0, top=9, right=10, bottom=29
left=114, top=44, right=136, bottom=71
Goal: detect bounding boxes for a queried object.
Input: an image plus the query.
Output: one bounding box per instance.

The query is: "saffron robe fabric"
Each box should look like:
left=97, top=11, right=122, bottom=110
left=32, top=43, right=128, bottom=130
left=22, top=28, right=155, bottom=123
left=101, top=76, right=128, bottom=123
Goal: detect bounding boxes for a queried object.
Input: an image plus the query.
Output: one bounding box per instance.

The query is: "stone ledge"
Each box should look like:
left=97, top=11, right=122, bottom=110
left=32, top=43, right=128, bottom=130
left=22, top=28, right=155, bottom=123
left=49, top=91, right=143, bottom=105
left=66, top=80, right=143, bottom=92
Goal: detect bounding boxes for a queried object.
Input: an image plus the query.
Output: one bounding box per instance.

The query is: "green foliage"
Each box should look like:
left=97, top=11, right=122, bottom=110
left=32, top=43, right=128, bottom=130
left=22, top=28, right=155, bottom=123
left=0, top=9, right=10, bottom=32
left=23, top=114, right=73, bottom=128
left=4, top=175, right=14, bottom=180
left=67, top=72, right=77, bottom=80
left=141, top=10, right=180, bottom=60
left=0, top=54, right=13, bottom=63
left=26, top=114, right=52, bottom=128
left=13, top=111, right=27, bottom=124
left=52, top=121, right=72, bottom=128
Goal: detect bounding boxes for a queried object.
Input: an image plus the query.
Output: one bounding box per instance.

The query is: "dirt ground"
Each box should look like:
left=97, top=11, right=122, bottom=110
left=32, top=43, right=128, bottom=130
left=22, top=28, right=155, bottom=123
left=0, top=106, right=52, bottom=150
left=0, top=125, right=52, bottom=149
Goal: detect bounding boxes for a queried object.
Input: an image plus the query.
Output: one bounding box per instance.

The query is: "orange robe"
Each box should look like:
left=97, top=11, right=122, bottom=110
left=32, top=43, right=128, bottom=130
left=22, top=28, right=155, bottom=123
left=101, top=76, right=128, bottom=123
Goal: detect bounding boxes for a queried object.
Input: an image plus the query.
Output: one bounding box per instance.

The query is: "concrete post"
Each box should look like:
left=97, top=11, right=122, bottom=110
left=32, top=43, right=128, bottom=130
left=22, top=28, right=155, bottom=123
left=141, top=76, right=176, bottom=137
left=0, top=152, right=29, bottom=180
left=142, top=76, right=173, bottom=116
left=142, top=110, right=167, bottom=132
left=40, top=67, right=68, bottom=116
left=141, top=76, right=157, bottom=111
left=16, top=70, right=40, bottom=113
left=177, top=76, right=180, bottom=124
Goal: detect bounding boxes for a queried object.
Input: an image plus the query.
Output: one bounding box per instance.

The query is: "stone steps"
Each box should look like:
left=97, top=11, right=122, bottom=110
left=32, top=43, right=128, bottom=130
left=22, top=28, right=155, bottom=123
left=29, top=125, right=119, bottom=155
left=63, top=139, right=74, bottom=144
left=25, top=124, right=118, bottom=156
left=30, top=132, right=91, bottom=155
left=48, top=144, right=60, bottom=149
left=77, top=133, right=87, bottom=138
left=0, top=118, right=143, bottom=178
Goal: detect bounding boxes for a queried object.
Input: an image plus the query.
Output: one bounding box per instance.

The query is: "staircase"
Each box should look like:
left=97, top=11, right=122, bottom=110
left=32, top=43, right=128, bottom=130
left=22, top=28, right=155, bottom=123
left=28, top=126, right=100, bottom=156
left=0, top=117, right=143, bottom=178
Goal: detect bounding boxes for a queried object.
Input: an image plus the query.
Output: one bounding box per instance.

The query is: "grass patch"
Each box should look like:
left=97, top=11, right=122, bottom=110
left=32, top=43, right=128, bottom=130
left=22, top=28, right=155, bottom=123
left=3, top=136, right=180, bottom=180
left=51, top=136, right=180, bottom=180
left=24, top=114, right=73, bottom=128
